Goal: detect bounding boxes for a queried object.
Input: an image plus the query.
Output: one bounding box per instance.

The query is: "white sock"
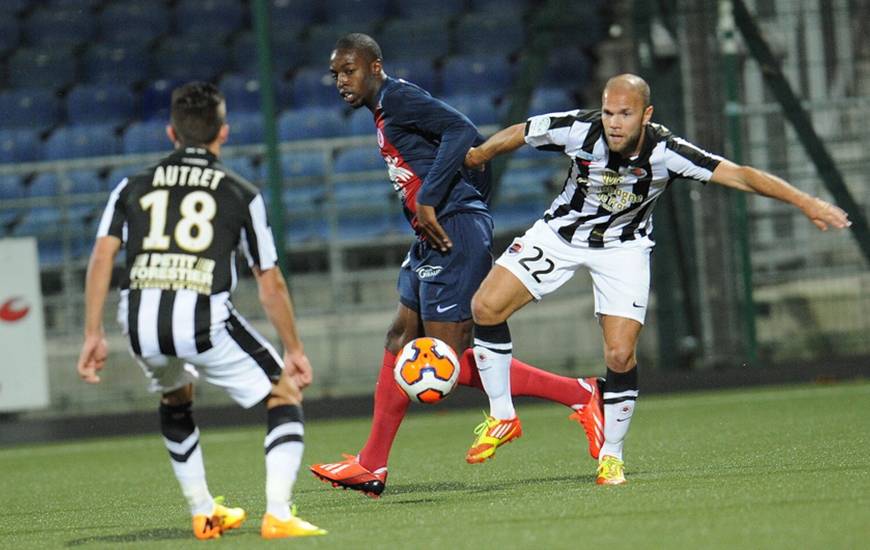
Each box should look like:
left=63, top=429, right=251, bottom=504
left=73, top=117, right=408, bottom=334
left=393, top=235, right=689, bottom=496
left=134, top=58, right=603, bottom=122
left=265, top=405, right=305, bottom=521
left=473, top=344, right=515, bottom=420
left=599, top=394, right=637, bottom=461
left=164, top=432, right=214, bottom=516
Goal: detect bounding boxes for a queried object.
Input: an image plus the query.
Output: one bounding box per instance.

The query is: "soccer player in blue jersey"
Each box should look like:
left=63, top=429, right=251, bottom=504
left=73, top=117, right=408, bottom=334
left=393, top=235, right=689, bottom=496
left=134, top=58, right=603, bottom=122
left=310, top=33, right=605, bottom=496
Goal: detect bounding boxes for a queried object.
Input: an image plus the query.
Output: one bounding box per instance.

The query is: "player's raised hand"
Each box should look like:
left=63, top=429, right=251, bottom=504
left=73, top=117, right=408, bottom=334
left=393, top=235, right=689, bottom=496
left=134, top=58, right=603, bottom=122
left=284, top=349, right=313, bottom=389
left=76, top=334, right=108, bottom=384
left=416, top=203, right=452, bottom=252
left=801, top=196, right=851, bottom=231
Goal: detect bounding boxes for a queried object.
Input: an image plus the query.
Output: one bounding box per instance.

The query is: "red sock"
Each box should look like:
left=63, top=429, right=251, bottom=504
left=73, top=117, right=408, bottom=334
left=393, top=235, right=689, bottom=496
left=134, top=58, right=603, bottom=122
left=458, top=349, right=591, bottom=409
left=358, top=349, right=409, bottom=471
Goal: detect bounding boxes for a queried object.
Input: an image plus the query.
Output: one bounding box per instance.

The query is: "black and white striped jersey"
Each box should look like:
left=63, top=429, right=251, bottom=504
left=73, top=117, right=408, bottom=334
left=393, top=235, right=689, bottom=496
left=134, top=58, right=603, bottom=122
left=524, top=109, right=723, bottom=248
left=97, top=146, right=278, bottom=357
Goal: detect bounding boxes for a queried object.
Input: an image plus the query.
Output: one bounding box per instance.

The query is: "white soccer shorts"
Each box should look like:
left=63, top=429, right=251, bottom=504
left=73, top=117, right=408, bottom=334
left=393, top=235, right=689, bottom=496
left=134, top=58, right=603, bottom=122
left=495, top=219, right=653, bottom=324
left=131, top=320, right=280, bottom=409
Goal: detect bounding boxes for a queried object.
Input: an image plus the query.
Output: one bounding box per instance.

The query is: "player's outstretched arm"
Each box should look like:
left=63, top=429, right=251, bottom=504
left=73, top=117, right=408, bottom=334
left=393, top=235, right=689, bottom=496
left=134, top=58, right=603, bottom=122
left=465, top=123, right=527, bottom=169
left=77, top=236, right=120, bottom=384
left=254, top=266, right=313, bottom=389
left=709, top=160, right=851, bottom=231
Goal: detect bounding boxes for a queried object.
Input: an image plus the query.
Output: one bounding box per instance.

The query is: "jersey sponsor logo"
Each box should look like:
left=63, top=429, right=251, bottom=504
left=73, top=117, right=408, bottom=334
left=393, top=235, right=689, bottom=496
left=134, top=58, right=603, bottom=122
left=0, top=297, right=29, bottom=322
left=435, top=303, right=458, bottom=313
left=415, top=265, right=443, bottom=279
left=597, top=169, right=644, bottom=213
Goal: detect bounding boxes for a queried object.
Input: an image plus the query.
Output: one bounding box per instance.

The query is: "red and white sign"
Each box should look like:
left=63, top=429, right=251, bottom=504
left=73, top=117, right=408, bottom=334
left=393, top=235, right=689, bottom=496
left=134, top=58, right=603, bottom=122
left=0, top=238, right=49, bottom=411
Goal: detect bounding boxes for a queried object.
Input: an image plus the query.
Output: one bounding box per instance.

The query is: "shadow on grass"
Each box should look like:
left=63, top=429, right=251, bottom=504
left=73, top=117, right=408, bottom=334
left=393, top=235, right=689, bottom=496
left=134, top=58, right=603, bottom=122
left=66, top=528, right=190, bottom=546
left=385, top=474, right=593, bottom=496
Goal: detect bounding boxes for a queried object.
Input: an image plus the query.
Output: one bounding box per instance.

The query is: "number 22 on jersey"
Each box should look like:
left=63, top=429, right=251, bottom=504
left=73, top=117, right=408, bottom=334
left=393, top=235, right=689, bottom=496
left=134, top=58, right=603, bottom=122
left=140, top=190, right=216, bottom=253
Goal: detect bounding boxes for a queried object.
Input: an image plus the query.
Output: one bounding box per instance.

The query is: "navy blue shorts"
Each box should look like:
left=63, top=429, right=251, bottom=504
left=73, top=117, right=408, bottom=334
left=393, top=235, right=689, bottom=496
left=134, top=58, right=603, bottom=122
left=397, top=211, right=494, bottom=322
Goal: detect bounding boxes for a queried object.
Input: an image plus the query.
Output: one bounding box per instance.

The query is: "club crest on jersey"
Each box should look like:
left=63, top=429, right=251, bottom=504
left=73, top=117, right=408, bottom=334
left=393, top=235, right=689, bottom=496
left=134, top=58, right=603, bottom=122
left=376, top=127, right=385, bottom=148
left=629, top=167, right=648, bottom=178
left=415, top=265, right=443, bottom=279
left=507, top=241, right=524, bottom=255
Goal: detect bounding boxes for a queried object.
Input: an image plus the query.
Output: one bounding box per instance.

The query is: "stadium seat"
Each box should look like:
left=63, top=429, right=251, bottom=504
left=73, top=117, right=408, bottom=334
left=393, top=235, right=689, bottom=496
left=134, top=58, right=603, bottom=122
left=286, top=217, right=328, bottom=243
left=469, top=0, right=530, bottom=14
left=26, top=173, right=59, bottom=197
left=106, top=166, right=135, bottom=188
left=153, top=38, right=231, bottom=82
left=454, top=13, right=525, bottom=56
left=12, top=207, right=63, bottom=237
left=98, top=26, right=160, bottom=49
left=386, top=59, right=439, bottom=95
left=270, top=0, right=321, bottom=28
left=23, top=6, right=95, bottom=47
left=334, top=146, right=383, bottom=174
left=281, top=184, right=326, bottom=215
left=230, top=32, right=307, bottom=77
left=43, top=124, right=121, bottom=160
left=0, top=88, right=62, bottom=130
left=122, top=120, right=170, bottom=154
left=66, top=83, right=139, bottom=126
left=0, top=17, right=21, bottom=57
left=81, top=44, right=151, bottom=85
left=441, top=93, right=502, bottom=127
left=291, top=67, right=341, bottom=107
left=498, top=166, right=557, bottom=204
left=395, top=0, right=466, bottom=19
left=175, top=0, right=246, bottom=37
left=140, top=79, right=181, bottom=121
left=226, top=112, right=264, bottom=146
left=337, top=210, right=392, bottom=241
left=98, top=3, right=171, bottom=44
left=441, top=55, right=514, bottom=97
left=490, top=203, right=544, bottom=232
left=7, top=46, right=77, bottom=90
left=322, top=0, right=389, bottom=24
left=278, top=106, right=346, bottom=140
left=62, top=169, right=105, bottom=195
left=0, top=129, right=42, bottom=163
left=0, top=174, right=26, bottom=200
left=303, top=22, right=374, bottom=64
left=220, top=73, right=294, bottom=114
left=334, top=178, right=391, bottom=207
left=528, top=86, right=576, bottom=116
left=379, top=17, right=451, bottom=63
left=540, top=47, right=591, bottom=87
left=221, top=155, right=261, bottom=183
left=346, top=107, right=375, bottom=136
left=280, top=150, right=328, bottom=180
left=0, top=0, right=32, bottom=16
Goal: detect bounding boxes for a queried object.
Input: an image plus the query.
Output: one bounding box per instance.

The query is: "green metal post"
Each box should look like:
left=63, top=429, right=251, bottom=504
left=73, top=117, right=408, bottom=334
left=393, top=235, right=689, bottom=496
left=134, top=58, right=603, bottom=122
left=251, top=0, right=287, bottom=274
left=719, top=0, right=758, bottom=364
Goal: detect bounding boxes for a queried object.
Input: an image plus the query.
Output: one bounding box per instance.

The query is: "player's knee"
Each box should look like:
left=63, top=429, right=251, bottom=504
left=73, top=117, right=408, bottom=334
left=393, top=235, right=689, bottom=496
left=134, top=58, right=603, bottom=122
left=471, top=290, right=505, bottom=325
left=604, top=344, right=636, bottom=372
left=268, top=373, right=302, bottom=407
left=161, top=384, right=193, bottom=406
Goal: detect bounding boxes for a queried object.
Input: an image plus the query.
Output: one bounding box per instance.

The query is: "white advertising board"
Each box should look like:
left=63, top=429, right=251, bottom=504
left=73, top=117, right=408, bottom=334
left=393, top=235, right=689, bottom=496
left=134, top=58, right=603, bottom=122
left=0, top=238, right=50, bottom=411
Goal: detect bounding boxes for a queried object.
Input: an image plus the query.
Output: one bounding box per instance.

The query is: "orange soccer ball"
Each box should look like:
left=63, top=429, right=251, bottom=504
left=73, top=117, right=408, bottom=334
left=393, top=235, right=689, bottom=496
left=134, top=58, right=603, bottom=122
left=393, top=337, right=460, bottom=404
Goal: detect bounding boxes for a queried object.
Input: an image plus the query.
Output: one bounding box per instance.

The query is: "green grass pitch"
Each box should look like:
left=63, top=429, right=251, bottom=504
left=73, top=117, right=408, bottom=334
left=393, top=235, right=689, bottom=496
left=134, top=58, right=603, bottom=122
left=1, top=382, right=868, bottom=549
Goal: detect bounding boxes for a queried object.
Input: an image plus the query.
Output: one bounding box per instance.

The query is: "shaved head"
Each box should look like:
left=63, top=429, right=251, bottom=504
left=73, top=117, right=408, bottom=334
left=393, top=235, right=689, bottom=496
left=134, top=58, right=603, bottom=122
left=603, top=74, right=651, bottom=108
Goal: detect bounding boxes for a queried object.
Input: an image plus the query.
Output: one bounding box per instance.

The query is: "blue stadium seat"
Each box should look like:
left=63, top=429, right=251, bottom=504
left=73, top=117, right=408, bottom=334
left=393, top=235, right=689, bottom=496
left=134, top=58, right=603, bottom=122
left=66, top=83, right=138, bottom=126
left=226, top=112, right=264, bottom=146
left=334, top=146, right=383, bottom=173
left=346, top=107, right=374, bottom=136
left=441, top=55, right=514, bottom=97
left=280, top=150, right=328, bottom=179
left=7, top=47, right=77, bottom=90
left=122, top=120, right=169, bottom=154
left=0, top=129, right=42, bottom=163
left=337, top=210, right=392, bottom=241
left=221, top=73, right=295, bottom=114
left=98, top=3, right=171, bottom=44
left=281, top=185, right=325, bottom=215
left=0, top=17, right=21, bottom=56
left=44, top=0, right=102, bottom=7
left=270, top=0, right=320, bottom=29
left=454, top=13, right=525, bottom=56
left=379, top=17, right=451, bottom=63
left=277, top=106, right=346, bottom=140
left=291, top=67, right=340, bottom=107
left=175, top=0, right=246, bottom=37
left=441, top=93, right=502, bottom=127
left=541, top=47, right=591, bottom=87
left=81, top=44, right=151, bottom=85
left=469, top=0, right=529, bottom=13
left=323, top=0, right=389, bottom=24
left=498, top=166, right=557, bottom=204
left=43, top=124, right=121, bottom=160
left=303, top=22, right=374, bottom=63
left=286, top=217, right=327, bottom=244
left=153, top=38, right=231, bottom=82
left=230, top=32, right=307, bottom=76
left=528, top=86, right=575, bottom=116
left=106, top=166, right=135, bottom=188
left=140, top=79, right=181, bottom=121
left=98, top=26, right=160, bottom=48
left=490, top=203, right=543, bottom=232
left=0, top=0, right=32, bottom=16
left=222, top=155, right=261, bottom=183
left=0, top=174, right=26, bottom=200
left=334, top=178, right=391, bottom=206
left=386, top=59, right=439, bottom=95
left=0, top=88, right=62, bottom=130
left=27, top=173, right=59, bottom=197
left=13, top=207, right=62, bottom=237
left=62, top=169, right=105, bottom=195
left=395, top=0, right=466, bottom=19
left=23, top=6, right=95, bottom=47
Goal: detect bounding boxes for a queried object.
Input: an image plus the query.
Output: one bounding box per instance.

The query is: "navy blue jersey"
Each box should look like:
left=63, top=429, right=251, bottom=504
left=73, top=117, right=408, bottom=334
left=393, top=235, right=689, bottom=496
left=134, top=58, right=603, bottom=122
left=374, top=77, right=491, bottom=235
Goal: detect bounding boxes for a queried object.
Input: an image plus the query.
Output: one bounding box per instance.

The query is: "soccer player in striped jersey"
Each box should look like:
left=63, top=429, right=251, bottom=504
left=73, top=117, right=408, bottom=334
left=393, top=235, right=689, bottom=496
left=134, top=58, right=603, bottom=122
left=310, top=33, right=605, bottom=497
left=464, top=73, right=851, bottom=485
left=75, top=82, right=325, bottom=539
